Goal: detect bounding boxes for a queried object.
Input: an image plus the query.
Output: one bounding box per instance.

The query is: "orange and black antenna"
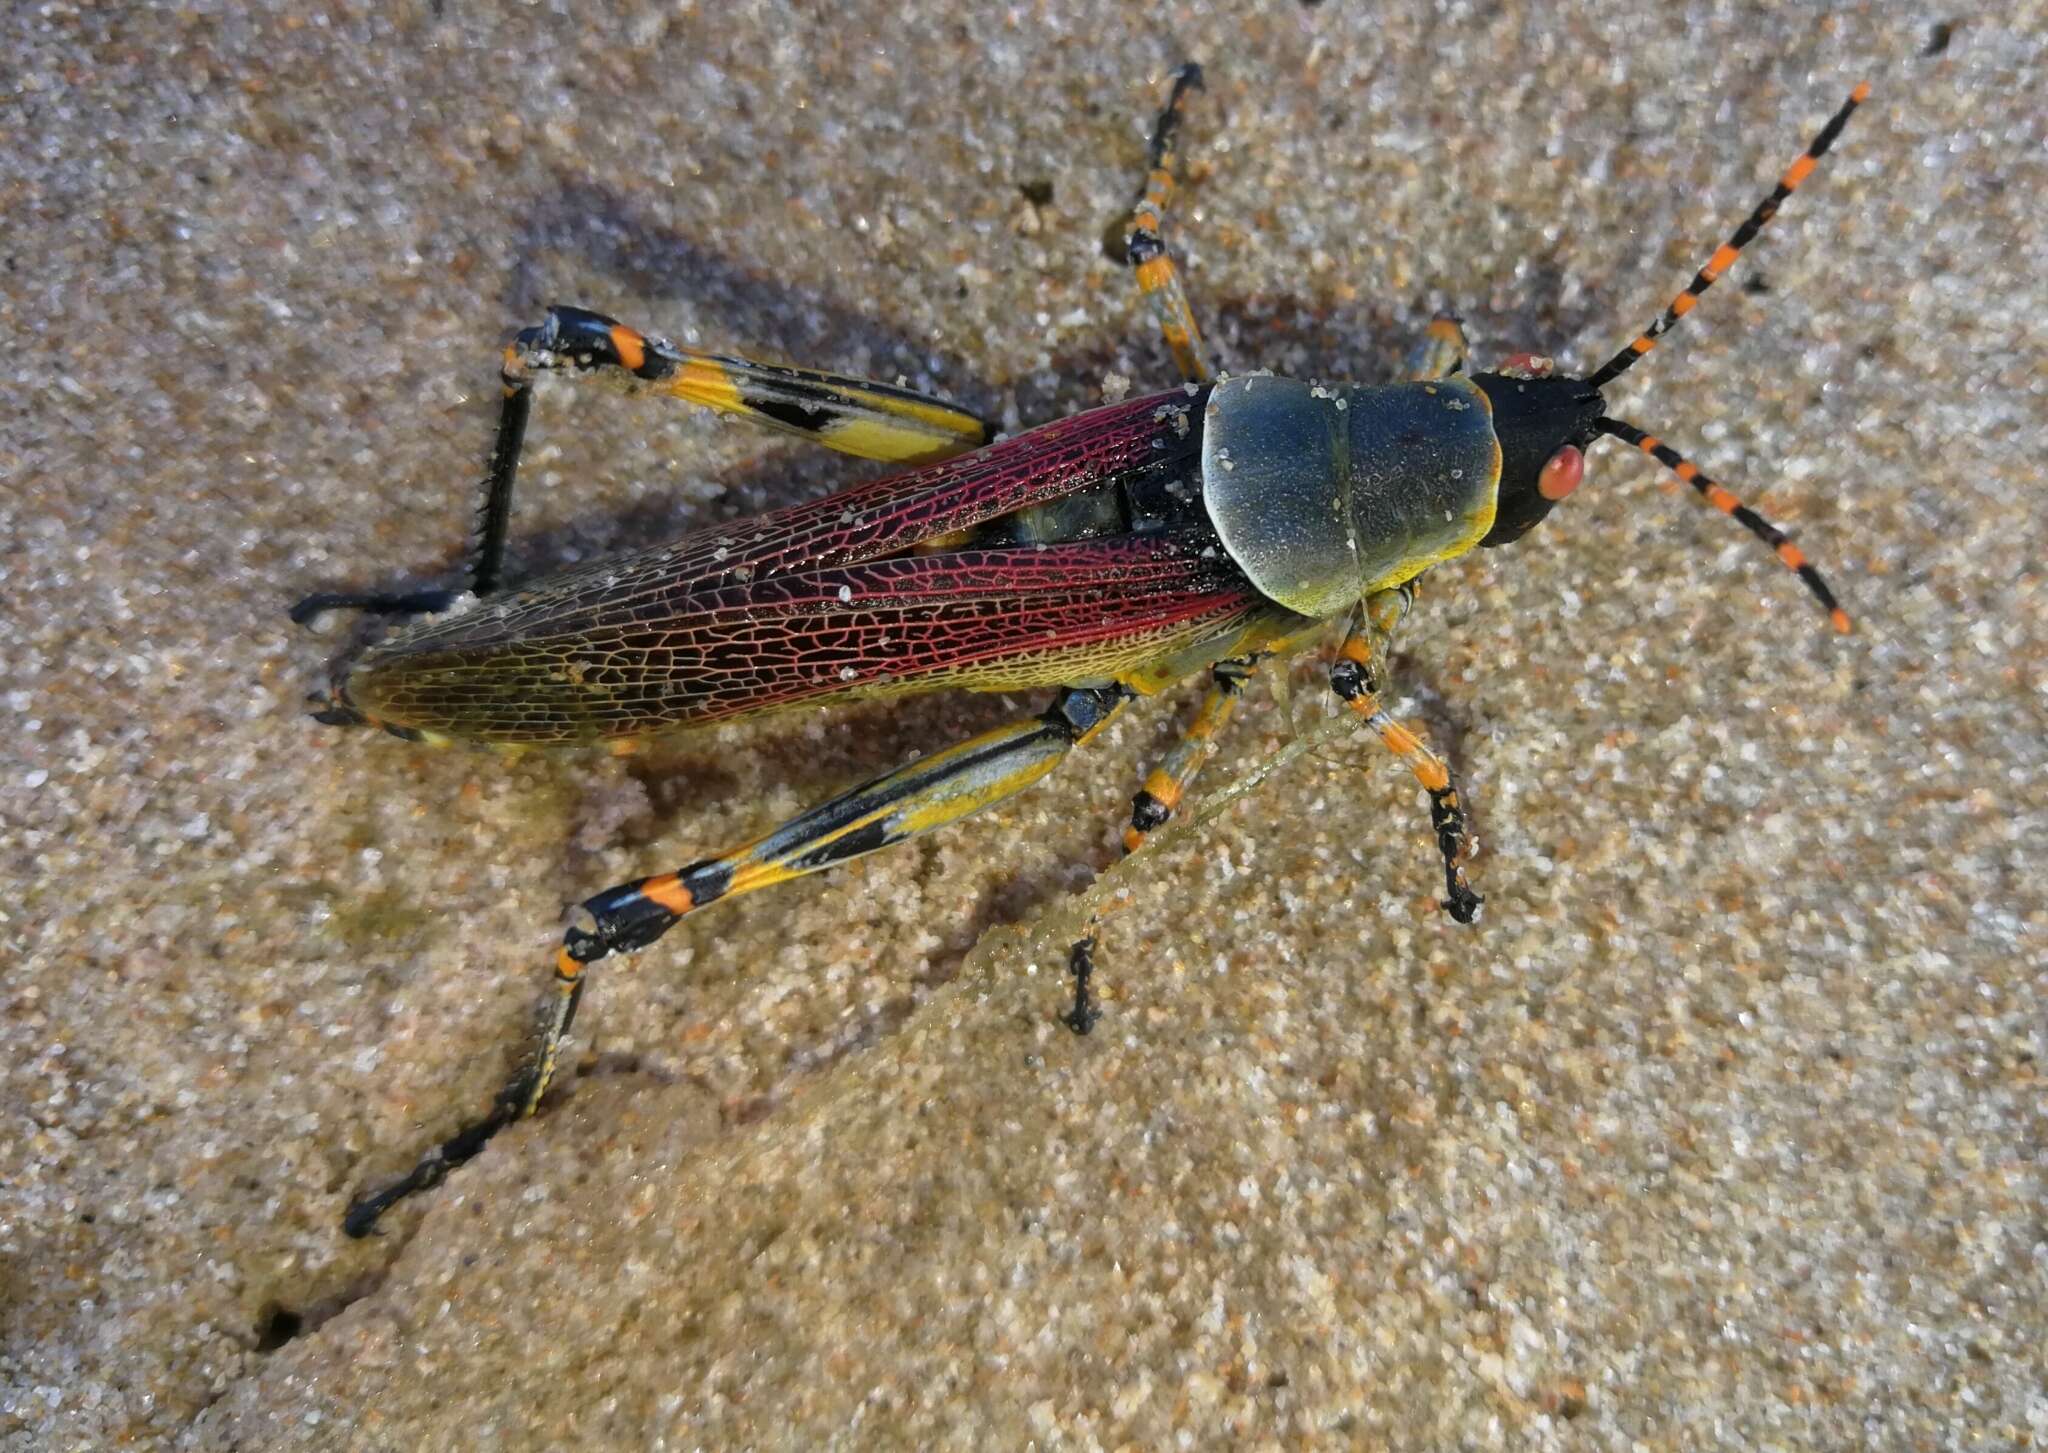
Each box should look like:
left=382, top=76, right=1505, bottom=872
left=1587, top=82, right=1871, bottom=390
left=1586, top=82, right=1870, bottom=632
left=1595, top=416, right=1852, bottom=633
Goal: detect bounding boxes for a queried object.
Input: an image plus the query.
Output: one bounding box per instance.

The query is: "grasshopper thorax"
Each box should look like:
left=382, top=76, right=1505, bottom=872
left=1199, top=374, right=1504, bottom=618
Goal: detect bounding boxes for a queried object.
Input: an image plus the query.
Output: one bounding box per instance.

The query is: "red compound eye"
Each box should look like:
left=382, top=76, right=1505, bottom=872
left=1538, top=445, right=1584, bottom=501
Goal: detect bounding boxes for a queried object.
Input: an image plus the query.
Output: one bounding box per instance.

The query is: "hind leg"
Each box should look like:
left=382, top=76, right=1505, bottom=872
left=344, top=684, right=1132, bottom=1234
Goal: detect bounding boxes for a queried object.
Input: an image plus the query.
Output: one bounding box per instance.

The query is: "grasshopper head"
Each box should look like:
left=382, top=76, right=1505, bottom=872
left=1471, top=367, right=1603, bottom=547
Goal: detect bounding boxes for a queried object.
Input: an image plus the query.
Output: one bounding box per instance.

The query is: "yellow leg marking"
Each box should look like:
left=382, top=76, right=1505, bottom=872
left=815, top=417, right=972, bottom=465
left=897, top=733, right=1073, bottom=834
left=1341, top=695, right=1454, bottom=797
left=643, top=348, right=988, bottom=463
left=1070, top=703, right=1126, bottom=748
left=724, top=858, right=805, bottom=898
left=666, top=358, right=745, bottom=413
left=1133, top=255, right=1208, bottom=383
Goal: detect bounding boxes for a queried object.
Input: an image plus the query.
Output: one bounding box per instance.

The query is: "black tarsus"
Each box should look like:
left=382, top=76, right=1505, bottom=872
left=1431, top=793, right=1484, bottom=924
left=342, top=969, right=589, bottom=1237
left=342, top=1078, right=529, bottom=1237
left=1062, top=937, right=1101, bottom=1035
left=1148, top=62, right=1205, bottom=173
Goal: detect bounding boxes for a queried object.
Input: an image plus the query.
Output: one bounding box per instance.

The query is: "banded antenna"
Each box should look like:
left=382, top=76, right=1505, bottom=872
left=1588, top=82, right=1871, bottom=390
left=1588, top=83, right=1871, bottom=631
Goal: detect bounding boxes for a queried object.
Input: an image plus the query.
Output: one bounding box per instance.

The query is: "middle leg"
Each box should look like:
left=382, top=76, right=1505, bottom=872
left=1326, top=585, right=1482, bottom=922
left=1120, top=618, right=1329, bottom=854
left=1122, top=656, right=1253, bottom=854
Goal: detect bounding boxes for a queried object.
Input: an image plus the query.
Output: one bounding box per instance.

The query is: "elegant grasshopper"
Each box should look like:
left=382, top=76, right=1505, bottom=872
left=298, top=66, right=1869, bottom=1234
